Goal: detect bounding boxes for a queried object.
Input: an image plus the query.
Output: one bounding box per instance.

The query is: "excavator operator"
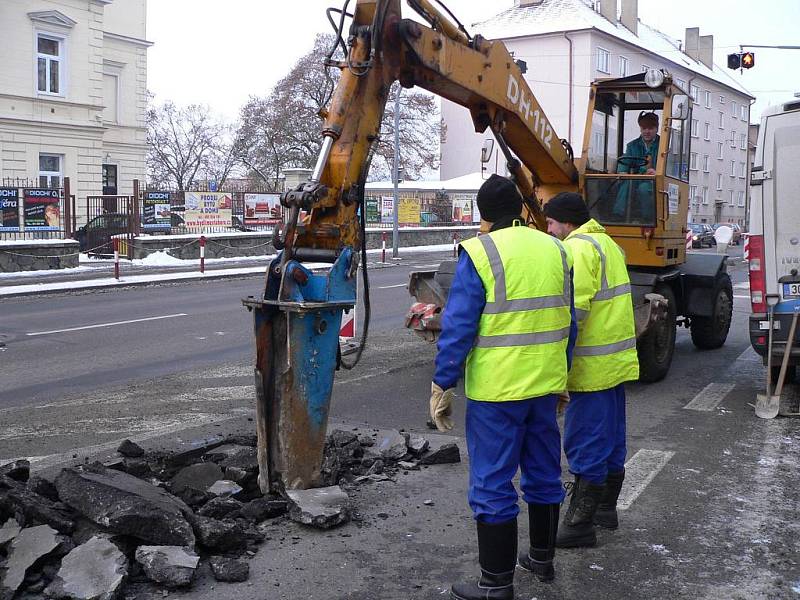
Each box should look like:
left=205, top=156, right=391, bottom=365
left=428, top=174, right=577, bottom=599
left=612, top=111, right=660, bottom=223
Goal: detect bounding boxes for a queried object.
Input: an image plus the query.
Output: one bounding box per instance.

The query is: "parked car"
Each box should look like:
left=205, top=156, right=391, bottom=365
left=73, top=212, right=130, bottom=254
left=712, top=222, right=742, bottom=245
left=689, top=223, right=715, bottom=248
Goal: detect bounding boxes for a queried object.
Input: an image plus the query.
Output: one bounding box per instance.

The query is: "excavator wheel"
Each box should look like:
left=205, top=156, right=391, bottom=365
left=690, top=273, right=733, bottom=350
left=637, top=283, right=677, bottom=383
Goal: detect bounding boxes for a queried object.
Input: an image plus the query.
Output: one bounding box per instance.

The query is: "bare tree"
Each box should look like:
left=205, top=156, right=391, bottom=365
left=147, top=101, right=237, bottom=190
left=236, top=33, right=440, bottom=187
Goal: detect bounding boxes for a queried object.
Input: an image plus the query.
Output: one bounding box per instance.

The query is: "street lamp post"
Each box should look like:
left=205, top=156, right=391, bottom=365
left=392, top=86, right=400, bottom=259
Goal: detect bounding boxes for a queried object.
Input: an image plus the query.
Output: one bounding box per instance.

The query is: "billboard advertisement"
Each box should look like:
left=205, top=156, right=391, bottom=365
left=142, top=191, right=172, bottom=230
left=244, top=193, right=282, bottom=225
left=23, top=188, right=61, bottom=231
left=398, top=197, right=421, bottom=225
left=452, top=194, right=473, bottom=223
left=184, top=192, right=232, bottom=229
left=365, top=196, right=380, bottom=224
left=380, top=196, right=394, bottom=224
left=0, top=188, right=20, bottom=231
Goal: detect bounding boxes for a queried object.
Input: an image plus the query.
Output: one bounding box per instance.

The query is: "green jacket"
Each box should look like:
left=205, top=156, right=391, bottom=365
left=618, top=134, right=660, bottom=174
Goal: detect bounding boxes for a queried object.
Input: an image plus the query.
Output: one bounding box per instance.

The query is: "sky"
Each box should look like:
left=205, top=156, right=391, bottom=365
left=147, top=0, right=799, bottom=124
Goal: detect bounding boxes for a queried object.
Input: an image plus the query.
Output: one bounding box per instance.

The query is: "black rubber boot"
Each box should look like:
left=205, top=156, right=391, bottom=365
left=555, top=476, right=605, bottom=548
left=451, top=519, right=517, bottom=600
left=595, top=470, right=625, bottom=530
left=518, top=503, right=559, bottom=582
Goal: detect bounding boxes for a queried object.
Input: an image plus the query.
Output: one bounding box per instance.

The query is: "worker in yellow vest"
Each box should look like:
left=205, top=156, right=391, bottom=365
left=543, top=192, right=639, bottom=549
left=428, top=175, right=578, bottom=599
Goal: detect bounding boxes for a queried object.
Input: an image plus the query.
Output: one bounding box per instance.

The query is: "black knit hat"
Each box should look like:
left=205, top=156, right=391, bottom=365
left=638, top=111, right=659, bottom=126
left=543, top=192, right=590, bottom=226
left=476, top=174, right=523, bottom=222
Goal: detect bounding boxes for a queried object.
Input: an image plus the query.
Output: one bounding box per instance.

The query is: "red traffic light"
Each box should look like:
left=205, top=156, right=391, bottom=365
left=742, top=51, right=755, bottom=69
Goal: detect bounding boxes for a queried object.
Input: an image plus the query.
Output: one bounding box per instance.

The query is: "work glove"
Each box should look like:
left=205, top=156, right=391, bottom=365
left=429, top=382, right=455, bottom=432
left=557, top=391, right=570, bottom=416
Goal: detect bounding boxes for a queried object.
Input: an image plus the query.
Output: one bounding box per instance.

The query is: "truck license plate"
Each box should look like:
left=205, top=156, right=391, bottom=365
left=784, top=283, right=800, bottom=298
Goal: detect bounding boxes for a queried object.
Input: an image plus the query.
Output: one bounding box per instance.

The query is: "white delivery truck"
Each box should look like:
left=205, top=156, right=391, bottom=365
left=748, top=96, right=800, bottom=385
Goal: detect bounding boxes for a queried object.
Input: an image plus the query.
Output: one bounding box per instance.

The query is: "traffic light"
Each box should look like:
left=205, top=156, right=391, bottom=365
left=742, top=51, right=755, bottom=69
left=727, top=53, right=741, bottom=70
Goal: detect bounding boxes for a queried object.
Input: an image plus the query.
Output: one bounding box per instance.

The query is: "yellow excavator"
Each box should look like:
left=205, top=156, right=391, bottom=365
left=244, top=0, right=733, bottom=493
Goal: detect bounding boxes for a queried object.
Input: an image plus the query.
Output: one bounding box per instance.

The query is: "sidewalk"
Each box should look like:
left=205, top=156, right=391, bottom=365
left=0, top=244, right=455, bottom=298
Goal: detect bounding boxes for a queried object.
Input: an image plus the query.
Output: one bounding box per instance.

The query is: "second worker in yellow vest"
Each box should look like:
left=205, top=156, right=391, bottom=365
left=544, top=192, right=639, bottom=549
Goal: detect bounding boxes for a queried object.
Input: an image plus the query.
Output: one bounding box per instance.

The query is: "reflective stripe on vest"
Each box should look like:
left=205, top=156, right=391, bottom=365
left=477, top=234, right=571, bottom=316
left=573, top=336, right=636, bottom=356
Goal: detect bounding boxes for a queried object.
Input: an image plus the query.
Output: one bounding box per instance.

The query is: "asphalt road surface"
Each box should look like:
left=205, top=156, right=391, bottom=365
left=2, top=245, right=798, bottom=599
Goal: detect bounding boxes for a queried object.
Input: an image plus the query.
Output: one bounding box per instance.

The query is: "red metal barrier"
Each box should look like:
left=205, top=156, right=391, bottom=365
left=200, top=235, right=206, bottom=273
left=113, top=237, right=120, bottom=280
left=453, top=231, right=459, bottom=257
left=381, top=231, right=387, bottom=263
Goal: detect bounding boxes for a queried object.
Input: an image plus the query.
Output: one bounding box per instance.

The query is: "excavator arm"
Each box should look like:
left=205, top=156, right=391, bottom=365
left=245, top=0, right=578, bottom=493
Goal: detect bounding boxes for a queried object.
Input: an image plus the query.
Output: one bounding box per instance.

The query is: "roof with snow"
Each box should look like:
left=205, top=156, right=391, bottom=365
left=472, top=0, right=753, bottom=99
left=366, top=171, right=485, bottom=191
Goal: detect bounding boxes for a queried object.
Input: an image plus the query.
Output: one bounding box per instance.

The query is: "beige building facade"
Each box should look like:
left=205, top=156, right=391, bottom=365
left=441, top=0, right=753, bottom=225
left=0, top=0, right=150, bottom=226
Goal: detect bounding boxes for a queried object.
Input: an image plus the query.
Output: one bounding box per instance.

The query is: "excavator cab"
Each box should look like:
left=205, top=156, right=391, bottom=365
left=580, top=71, right=692, bottom=268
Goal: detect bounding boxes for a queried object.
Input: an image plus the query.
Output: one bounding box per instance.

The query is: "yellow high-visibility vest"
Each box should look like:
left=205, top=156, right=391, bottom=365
left=564, top=219, right=639, bottom=392
left=460, top=225, right=573, bottom=401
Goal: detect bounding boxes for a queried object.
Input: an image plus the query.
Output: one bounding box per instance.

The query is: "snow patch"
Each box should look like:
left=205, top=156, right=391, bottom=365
left=134, top=250, right=185, bottom=266
left=649, top=544, right=670, bottom=554
left=589, top=564, right=604, bottom=571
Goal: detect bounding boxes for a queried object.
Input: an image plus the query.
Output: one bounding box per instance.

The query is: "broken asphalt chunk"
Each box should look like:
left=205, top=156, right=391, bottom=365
left=0, top=519, right=21, bottom=548
left=239, top=498, right=287, bottom=522
left=192, top=516, right=247, bottom=552
left=45, top=535, right=127, bottom=600
left=0, top=474, right=75, bottom=533
left=286, top=486, right=350, bottom=529
left=0, top=459, right=30, bottom=482
left=208, top=556, right=249, bottom=583
left=54, top=465, right=195, bottom=547
left=407, top=436, right=429, bottom=457
left=206, top=480, right=242, bottom=497
left=197, top=497, right=243, bottom=520
left=1, top=525, right=64, bottom=596
left=170, top=463, right=224, bottom=495
left=377, top=431, right=408, bottom=461
left=116, top=439, right=144, bottom=458
left=419, top=443, right=461, bottom=465
left=135, top=545, right=199, bottom=589
left=329, top=429, right=358, bottom=448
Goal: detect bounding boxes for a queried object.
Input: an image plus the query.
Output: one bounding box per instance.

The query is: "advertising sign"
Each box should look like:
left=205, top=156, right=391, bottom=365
left=365, top=196, right=380, bottom=224
left=380, top=196, right=394, bottom=224
left=244, top=193, right=282, bottom=225
left=23, top=188, right=61, bottom=231
left=452, top=194, right=473, bottom=223
left=0, top=188, right=20, bottom=231
left=142, top=191, right=172, bottom=230
left=398, top=197, right=421, bottom=225
left=184, top=191, right=233, bottom=229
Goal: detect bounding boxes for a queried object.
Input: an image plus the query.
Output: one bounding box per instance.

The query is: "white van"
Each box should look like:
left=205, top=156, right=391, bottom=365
left=748, top=96, right=800, bottom=379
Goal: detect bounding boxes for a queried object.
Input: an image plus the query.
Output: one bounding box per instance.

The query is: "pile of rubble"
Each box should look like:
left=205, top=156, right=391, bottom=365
left=0, top=428, right=459, bottom=598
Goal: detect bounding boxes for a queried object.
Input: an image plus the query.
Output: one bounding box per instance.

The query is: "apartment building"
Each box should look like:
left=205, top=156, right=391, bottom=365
left=441, top=0, right=753, bottom=225
left=0, top=0, right=150, bottom=225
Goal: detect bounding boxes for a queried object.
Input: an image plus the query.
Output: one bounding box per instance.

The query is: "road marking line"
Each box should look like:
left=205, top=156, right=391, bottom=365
left=618, top=449, right=675, bottom=510
left=737, top=347, right=761, bottom=363
left=377, top=283, right=407, bottom=289
left=683, top=382, right=736, bottom=411
left=26, top=313, right=188, bottom=337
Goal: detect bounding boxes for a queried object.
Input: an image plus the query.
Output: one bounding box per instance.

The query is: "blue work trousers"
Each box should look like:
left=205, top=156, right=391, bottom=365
left=466, top=395, right=565, bottom=524
left=563, top=384, right=627, bottom=485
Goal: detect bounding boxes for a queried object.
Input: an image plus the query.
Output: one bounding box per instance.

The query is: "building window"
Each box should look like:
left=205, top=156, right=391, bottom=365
left=730, top=130, right=736, bottom=148
left=691, top=84, right=700, bottom=102
left=729, top=190, right=735, bottom=206
left=740, top=104, right=748, bottom=121
left=641, top=64, right=650, bottom=72
left=730, top=160, right=736, bottom=176
left=738, top=190, right=745, bottom=207
left=731, top=101, right=738, bottom=118
left=717, top=142, right=724, bottom=159
left=740, top=133, right=747, bottom=150
left=38, top=154, right=62, bottom=188
left=103, top=74, right=119, bottom=123
left=718, top=111, right=724, bottom=129
left=102, top=164, right=118, bottom=195
left=691, top=119, right=699, bottom=138
left=716, top=174, right=723, bottom=190
left=704, top=122, right=711, bottom=140
left=703, top=155, right=710, bottom=172
left=702, top=186, right=709, bottom=204
left=690, top=152, right=698, bottom=170
left=37, top=35, right=63, bottom=95
left=676, top=78, right=686, bottom=92
left=704, top=90, right=711, bottom=108
left=690, top=184, right=698, bottom=201
left=597, top=47, right=610, bottom=73
left=739, top=161, right=746, bottom=178
left=719, top=94, right=725, bottom=105
left=619, top=56, right=629, bottom=77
